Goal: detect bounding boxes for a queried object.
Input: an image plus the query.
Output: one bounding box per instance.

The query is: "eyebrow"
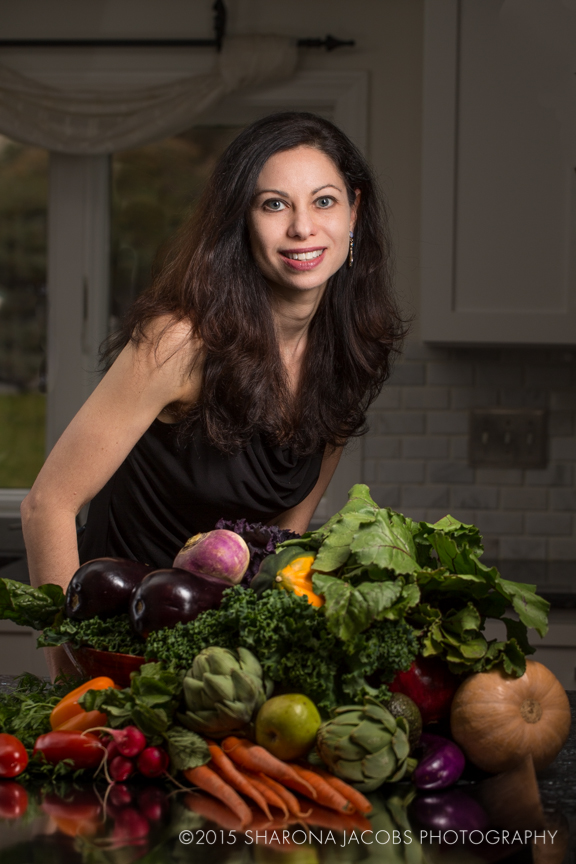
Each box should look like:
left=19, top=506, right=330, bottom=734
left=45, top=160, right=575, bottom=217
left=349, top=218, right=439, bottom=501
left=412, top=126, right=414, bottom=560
left=254, top=183, right=343, bottom=198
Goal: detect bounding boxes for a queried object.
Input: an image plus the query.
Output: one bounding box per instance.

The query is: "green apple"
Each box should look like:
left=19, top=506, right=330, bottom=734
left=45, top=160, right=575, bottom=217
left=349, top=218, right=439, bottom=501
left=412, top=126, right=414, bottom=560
left=255, top=693, right=321, bottom=761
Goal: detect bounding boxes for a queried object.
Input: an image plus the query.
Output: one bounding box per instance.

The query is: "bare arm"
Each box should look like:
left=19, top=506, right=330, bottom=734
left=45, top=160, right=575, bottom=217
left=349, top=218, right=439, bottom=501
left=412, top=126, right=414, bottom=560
left=271, top=445, right=343, bottom=535
left=21, top=319, right=201, bottom=595
left=21, top=321, right=200, bottom=681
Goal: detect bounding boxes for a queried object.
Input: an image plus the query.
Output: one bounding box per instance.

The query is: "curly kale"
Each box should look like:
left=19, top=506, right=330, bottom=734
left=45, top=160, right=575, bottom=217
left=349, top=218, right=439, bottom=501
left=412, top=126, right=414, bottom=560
left=341, top=619, right=420, bottom=704
left=214, top=519, right=300, bottom=584
left=145, top=586, right=419, bottom=713
left=38, top=613, right=145, bottom=656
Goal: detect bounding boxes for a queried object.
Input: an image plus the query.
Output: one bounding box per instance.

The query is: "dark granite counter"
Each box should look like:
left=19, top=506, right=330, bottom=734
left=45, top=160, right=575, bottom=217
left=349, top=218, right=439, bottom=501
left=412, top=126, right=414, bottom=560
left=537, top=691, right=576, bottom=814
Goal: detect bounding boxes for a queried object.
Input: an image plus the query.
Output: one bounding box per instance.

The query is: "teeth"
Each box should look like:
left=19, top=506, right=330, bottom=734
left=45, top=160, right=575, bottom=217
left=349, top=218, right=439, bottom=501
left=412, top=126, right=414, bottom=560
left=284, top=249, right=324, bottom=261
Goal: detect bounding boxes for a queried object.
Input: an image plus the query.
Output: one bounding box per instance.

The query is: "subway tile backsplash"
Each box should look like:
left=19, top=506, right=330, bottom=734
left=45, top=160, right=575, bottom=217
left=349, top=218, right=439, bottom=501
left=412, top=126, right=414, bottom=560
left=365, top=342, right=576, bottom=592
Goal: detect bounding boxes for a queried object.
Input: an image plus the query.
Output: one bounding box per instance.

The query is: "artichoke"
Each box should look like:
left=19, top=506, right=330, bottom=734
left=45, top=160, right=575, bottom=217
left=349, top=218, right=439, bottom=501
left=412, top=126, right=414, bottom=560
left=179, top=646, right=273, bottom=737
left=316, top=698, right=417, bottom=791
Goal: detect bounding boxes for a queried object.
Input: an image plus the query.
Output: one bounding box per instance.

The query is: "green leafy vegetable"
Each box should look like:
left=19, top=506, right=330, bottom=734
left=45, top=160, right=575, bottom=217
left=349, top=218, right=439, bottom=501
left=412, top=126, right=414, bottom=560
left=0, top=579, right=65, bottom=630
left=144, top=586, right=418, bottom=713
left=80, top=662, right=183, bottom=743
left=0, top=673, right=79, bottom=752
left=165, top=726, right=210, bottom=771
left=38, top=613, right=145, bottom=655
left=276, top=485, right=549, bottom=676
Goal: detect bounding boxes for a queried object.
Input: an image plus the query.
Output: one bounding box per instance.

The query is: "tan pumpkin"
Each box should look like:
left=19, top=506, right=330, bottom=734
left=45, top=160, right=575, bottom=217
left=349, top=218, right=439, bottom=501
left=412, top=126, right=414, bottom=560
left=450, top=660, right=571, bottom=773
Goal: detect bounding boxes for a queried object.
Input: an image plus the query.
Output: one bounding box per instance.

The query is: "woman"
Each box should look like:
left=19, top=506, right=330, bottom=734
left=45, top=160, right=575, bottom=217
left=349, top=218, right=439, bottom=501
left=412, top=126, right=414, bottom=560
left=21, top=112, right=405, bottom=676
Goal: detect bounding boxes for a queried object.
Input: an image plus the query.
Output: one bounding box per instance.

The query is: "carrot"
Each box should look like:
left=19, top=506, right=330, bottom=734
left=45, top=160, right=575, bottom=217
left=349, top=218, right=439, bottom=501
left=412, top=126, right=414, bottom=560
left=303, top=802, right=369, bottom=833
left=221, top=737, right=315, bottom=799
left=237, top=769, right=289, bottom=818
left=206, top=740, right=273, bottom=820
left=285, top=764, right=354, bottom=813
left=185, top=793, right=244, bottom=832
left=256, top=773, right=312, bottom=818
left=246, top=806, right=274, bottom=831
left=306, top=765, right=373, bottom=816
left=183, top=764, right=252, bottom=828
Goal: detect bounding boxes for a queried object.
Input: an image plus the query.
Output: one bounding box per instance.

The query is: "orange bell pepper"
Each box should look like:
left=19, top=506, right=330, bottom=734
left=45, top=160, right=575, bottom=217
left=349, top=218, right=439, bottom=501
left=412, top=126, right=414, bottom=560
left=54, top=709, right=109, bottom=733
left=50, top=676, right=118, bottom=730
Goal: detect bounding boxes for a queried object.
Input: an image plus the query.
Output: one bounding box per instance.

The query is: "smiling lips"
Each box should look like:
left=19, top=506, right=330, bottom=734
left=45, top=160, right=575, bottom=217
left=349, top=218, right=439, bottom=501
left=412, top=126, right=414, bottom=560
left=279, top=247, right=326, bottom=271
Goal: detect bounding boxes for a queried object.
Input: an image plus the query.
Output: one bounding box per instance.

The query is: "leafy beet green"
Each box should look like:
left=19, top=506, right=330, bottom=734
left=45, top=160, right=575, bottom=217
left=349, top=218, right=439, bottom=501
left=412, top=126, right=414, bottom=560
left=276, top=484, right=550, bottom=677
left=0, top=578, right=65, bottom=630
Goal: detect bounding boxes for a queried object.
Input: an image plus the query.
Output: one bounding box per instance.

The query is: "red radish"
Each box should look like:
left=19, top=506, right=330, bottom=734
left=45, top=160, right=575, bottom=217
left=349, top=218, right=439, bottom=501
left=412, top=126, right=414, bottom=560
left=173, top=529, right=249, bottom=585
left=108, top=784, right=133, bottom=809
left=389, top=655, right=461, bottom=725
left=101, top=726, right=147, bottom=758
left=112, top=807, right=149, bottom=841
left=137, top=747, right=169, bottom=778
left=115, top=727, right=147, bottom=758
left=137, top=786, right=169, bottom=822
left=107, top=740, right=120, bottom=760
left=109, top=755, right=135, bottom=782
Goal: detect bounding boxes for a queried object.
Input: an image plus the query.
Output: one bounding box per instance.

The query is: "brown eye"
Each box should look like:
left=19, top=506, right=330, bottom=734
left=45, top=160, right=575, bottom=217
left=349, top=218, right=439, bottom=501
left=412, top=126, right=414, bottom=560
left=263, top=199, right=286, bottom=211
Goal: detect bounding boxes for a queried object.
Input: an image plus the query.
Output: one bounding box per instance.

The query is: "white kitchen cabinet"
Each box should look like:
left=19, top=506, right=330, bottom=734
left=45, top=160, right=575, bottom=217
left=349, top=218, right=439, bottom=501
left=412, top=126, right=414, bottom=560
left=421, top=0, right=576, bottom=344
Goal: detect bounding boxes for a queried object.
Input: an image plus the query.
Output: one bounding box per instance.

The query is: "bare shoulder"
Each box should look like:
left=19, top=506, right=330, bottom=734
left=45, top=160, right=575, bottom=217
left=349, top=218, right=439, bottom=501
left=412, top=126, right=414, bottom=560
left=118, top=314, right=203, bottom=406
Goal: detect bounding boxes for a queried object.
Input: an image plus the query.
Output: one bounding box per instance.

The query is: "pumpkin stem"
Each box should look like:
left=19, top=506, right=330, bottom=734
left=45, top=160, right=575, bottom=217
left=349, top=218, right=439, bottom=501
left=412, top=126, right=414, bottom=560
left=520, top=699, right=542, bottom=724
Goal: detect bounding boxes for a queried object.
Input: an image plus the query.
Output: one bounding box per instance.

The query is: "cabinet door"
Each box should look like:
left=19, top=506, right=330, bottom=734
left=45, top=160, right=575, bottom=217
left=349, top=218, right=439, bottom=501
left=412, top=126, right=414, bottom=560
left=421, top=0, right=576, bottom=343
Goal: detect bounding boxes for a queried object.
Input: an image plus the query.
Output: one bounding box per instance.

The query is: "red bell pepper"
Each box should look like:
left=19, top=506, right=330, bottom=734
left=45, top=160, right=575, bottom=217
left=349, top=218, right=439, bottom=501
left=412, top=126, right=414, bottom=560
left=33, top=731, right=104, bottom=771
left=389, top=655, right=461, bottom=725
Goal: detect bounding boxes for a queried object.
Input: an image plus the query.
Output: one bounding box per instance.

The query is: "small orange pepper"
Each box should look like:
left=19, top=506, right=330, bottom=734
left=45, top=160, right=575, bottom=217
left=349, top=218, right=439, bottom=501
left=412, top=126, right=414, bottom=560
left=50, top=676, right=118, bottom=730
left=54, top=709, right=109, bottom=733
left=277, top=555, right=325, bottom=608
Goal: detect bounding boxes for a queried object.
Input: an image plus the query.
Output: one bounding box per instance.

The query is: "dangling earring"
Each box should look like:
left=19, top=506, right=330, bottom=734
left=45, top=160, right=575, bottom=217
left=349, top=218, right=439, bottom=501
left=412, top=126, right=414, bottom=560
left=347, top=230, right=354, bottom=268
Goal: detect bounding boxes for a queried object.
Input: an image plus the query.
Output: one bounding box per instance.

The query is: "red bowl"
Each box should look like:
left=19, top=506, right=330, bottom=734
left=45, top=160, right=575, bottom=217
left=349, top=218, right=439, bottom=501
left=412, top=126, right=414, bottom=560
left=64, top=644, right=146, bottom=688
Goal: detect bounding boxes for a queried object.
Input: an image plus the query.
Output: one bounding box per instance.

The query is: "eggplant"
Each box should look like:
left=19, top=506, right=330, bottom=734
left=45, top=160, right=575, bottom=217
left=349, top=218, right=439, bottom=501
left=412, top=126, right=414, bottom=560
left=411, top=789, right=489, bottom=832
left=66, top=558, right=151, bottom=620
left=129, top=568, right=227, bottom=637
left=413, top=732, right=466, bottom=790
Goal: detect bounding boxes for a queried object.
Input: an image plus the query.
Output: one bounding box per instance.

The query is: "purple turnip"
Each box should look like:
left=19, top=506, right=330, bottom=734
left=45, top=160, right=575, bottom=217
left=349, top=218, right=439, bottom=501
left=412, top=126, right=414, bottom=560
left=173, top=529, right=250, bottom=585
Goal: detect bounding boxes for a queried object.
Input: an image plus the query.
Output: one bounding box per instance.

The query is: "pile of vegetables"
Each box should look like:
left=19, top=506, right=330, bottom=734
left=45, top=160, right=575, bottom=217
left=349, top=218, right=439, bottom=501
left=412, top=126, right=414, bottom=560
left=0, top=483, right=572, bottom=839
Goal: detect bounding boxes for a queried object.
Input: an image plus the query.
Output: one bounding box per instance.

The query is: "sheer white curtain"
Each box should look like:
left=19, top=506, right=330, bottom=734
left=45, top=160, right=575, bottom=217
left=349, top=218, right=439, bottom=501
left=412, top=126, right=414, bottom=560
left=0, top=35, right=298, bottom=154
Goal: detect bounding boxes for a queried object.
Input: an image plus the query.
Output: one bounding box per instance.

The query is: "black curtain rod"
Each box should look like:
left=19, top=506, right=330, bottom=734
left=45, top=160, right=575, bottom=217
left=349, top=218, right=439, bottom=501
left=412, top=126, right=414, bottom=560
left=0, top=36, right=354, bottom=51
left=0, top=0, right=354, bottom=53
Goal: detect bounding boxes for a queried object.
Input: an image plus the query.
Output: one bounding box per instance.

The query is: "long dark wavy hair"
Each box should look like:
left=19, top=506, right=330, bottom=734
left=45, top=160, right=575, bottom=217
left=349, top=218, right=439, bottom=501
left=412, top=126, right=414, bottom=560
left=105, top=112, right=408, bottom=455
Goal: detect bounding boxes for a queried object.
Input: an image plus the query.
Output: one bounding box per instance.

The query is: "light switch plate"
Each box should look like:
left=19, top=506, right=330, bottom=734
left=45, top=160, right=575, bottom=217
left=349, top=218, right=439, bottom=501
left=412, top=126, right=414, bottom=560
left=469, top=409, right=547, bottom=469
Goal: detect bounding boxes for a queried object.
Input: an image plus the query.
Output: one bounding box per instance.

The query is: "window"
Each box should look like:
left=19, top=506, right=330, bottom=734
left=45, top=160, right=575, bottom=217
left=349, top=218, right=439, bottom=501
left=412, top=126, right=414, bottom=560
left=0, top=136, right=47, bottom=488
left=111, top=126, right=244, bottom=326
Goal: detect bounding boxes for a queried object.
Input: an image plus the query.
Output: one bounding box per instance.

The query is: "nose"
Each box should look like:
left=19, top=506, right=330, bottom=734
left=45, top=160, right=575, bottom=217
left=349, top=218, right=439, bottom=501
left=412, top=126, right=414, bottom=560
left=287, top=205, right=316, bottom=240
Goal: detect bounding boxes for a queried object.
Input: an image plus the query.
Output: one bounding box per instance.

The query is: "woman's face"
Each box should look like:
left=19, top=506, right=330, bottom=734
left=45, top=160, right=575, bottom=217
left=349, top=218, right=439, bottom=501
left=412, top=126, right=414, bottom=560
left=248, top=145, right=359, bottom=297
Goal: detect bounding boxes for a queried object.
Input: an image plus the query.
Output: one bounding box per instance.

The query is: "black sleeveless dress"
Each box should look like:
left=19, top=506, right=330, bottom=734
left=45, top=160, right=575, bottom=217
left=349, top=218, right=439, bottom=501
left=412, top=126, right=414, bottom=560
left=79, top=419, right=323, bottom=569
